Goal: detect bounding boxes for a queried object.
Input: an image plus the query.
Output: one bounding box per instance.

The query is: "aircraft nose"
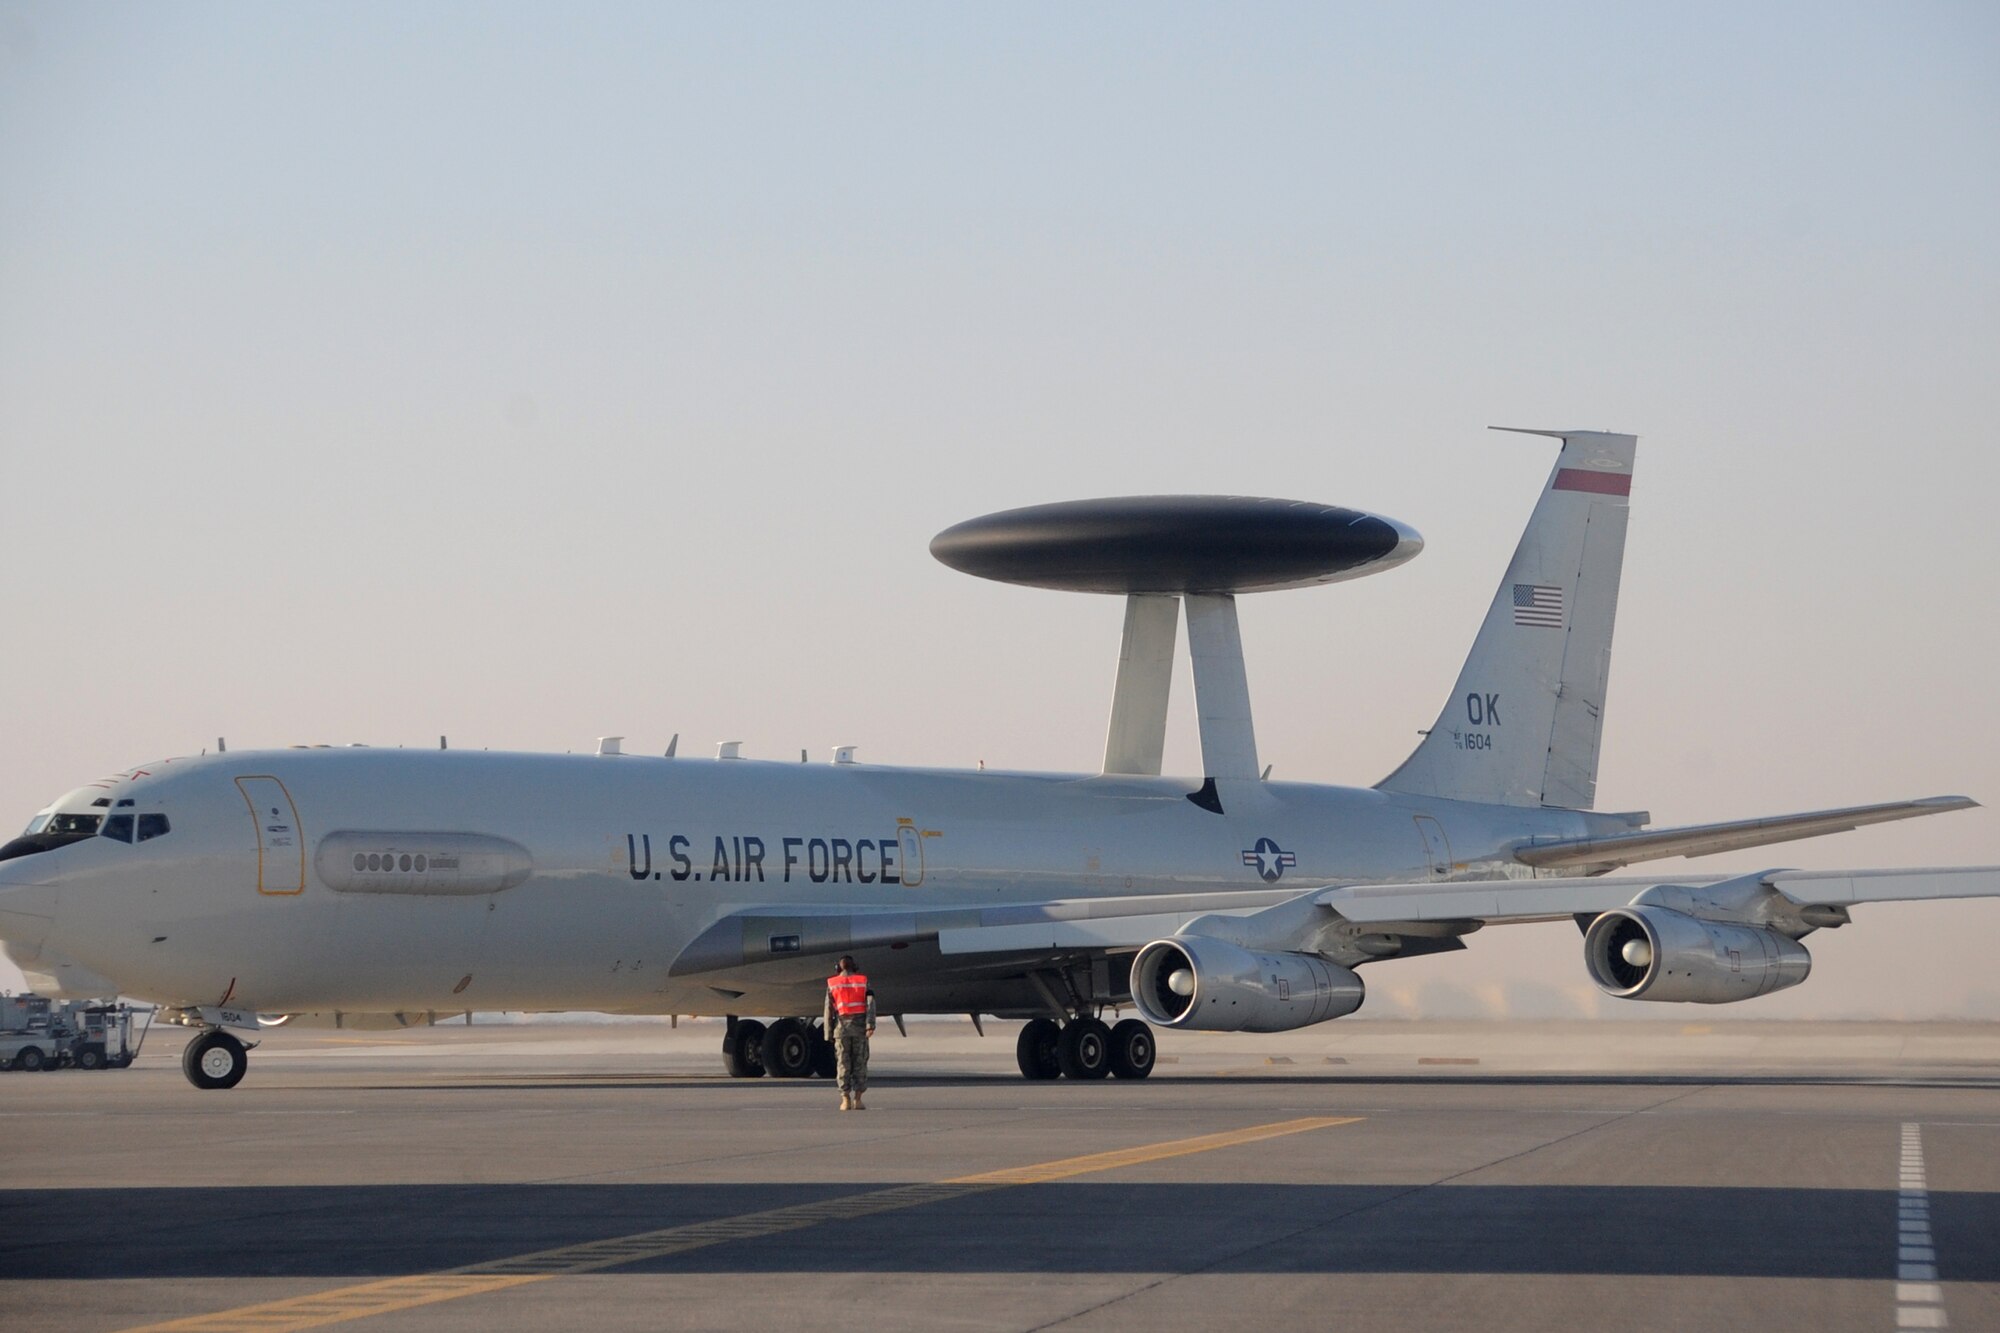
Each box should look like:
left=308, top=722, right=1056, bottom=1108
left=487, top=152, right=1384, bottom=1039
left=0, top=857, right=65, bottom=948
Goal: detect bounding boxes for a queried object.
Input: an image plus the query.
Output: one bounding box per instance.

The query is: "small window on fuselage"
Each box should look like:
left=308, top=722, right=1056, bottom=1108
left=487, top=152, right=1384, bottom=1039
left=136, top=814, right=170, bottom=841
left=100, top=815, right=135, bottom=843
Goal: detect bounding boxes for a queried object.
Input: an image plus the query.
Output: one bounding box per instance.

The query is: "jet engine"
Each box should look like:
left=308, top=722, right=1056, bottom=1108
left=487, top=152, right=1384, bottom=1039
left=1582, top=906, right=1810, bottom=1003
left=1130, top=935, right=1364, bottom=1032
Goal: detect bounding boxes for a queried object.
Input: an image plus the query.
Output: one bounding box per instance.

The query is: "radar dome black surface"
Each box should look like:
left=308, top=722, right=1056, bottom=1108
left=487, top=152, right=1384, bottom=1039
left=929, top=496, right=1421, bottom=594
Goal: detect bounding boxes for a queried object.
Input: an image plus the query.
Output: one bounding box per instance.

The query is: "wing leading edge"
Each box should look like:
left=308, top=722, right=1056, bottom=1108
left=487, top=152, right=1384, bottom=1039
left=1512, top=795, right=1977, bottom=874
left=1319, top=864, right=2000, bottom=924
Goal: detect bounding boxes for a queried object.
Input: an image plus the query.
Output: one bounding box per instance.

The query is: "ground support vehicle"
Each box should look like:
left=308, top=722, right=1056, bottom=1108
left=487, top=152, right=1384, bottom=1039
left=63, top=1003, right=144, bottom=1069
left=0, top=995, right=148, bottom=1070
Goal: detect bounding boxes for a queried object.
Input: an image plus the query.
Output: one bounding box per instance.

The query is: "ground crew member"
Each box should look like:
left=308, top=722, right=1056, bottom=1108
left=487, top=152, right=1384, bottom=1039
left=823, top=955, right=875, bottom=1110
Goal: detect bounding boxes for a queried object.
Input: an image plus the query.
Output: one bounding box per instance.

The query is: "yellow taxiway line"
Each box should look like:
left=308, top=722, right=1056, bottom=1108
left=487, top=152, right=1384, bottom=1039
left=124, top=1115, right=1360, bottom=1332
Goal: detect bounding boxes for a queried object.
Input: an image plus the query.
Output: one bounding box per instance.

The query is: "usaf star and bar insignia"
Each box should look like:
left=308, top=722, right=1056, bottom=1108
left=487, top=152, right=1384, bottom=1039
left=1241, top=837, right=1297, bottom=883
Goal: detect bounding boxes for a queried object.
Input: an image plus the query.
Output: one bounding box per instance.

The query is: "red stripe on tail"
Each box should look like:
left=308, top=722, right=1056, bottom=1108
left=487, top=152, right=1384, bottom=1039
left=1553, top=468, right=1631, bottom=496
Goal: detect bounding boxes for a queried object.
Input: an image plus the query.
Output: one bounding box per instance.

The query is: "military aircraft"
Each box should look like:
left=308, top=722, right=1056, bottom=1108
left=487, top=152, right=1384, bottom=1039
left=1, top=429, right=1991, bottom=1090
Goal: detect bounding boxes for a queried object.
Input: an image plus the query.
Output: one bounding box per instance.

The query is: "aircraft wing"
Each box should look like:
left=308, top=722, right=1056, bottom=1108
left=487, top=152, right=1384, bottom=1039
left=666, top=888, right=1301, bottom=976
left=1510, top=796, right=1978, bottom=874
left=1318, top=865, right=2000, bottom=924
left=667, top=865, right=2000, bottom=979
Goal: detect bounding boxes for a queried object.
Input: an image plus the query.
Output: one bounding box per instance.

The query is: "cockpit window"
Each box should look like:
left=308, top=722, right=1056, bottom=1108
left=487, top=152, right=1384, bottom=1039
left=137, top=814, right=171, bottom=841
left=0, top=810, right=106, bottom=863
left=101, top=814, right=135, bottom=843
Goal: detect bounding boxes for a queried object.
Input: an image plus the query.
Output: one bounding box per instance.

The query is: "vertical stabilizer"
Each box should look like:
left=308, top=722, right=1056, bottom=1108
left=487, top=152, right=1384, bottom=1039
left=1377, top=430, right=1636, bottom=809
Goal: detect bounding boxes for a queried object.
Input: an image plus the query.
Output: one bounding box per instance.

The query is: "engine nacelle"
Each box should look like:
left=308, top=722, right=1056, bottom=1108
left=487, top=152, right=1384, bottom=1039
left=1130, top=935, right=1364, bottom=1033
left=1583, top=906, right=1811, bottom=1004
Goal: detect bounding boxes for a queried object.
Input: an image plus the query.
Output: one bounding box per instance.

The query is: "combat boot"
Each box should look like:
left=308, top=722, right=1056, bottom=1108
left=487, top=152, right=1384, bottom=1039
left=852, top=1093, right=866, bottom=1110
left=838, top=1094, right=851, bottom=1111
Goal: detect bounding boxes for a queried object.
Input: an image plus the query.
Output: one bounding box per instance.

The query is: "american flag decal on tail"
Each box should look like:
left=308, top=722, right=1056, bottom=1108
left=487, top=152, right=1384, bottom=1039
left=1512, top=583, right=1564, bottom=628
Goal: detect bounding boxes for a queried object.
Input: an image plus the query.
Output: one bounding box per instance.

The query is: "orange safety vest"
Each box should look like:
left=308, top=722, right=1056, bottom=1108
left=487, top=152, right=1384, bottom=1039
left=828, top=973, right=870, bottom=1018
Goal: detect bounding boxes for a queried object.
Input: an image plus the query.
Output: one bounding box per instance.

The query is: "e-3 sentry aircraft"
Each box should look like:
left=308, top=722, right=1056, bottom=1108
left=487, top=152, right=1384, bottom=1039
left=2, top=429, right=1993, bottom=1091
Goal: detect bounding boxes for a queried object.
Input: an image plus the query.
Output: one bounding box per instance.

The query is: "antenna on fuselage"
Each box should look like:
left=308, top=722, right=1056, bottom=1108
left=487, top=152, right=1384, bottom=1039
left=440, top=735, right=448, bottom=750
left=217, top=737, right=227, bottom=753
left=665, top=733, right=679, bottom=758
left=928, top=496, right=1423, bottom=803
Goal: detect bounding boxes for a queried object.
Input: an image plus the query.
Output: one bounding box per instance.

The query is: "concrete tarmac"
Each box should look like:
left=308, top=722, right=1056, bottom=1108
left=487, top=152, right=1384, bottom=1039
left=4, top=1019, right=1999, bottom=1332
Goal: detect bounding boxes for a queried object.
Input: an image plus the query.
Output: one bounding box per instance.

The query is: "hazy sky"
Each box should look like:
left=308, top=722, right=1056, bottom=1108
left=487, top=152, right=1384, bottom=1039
left=3, top=4, right=1997, bottom=1015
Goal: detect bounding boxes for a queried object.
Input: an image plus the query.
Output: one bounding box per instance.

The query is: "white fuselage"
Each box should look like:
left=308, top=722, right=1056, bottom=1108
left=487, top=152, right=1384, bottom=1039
left=3, top=748, right=1618, bottom=1018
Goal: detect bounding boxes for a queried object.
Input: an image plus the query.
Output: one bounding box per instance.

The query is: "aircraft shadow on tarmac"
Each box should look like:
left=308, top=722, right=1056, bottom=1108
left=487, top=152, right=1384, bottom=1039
left=4, top=1183, right=1994, bottom=1281
left=351, top=1071, right=2000, bottom=1093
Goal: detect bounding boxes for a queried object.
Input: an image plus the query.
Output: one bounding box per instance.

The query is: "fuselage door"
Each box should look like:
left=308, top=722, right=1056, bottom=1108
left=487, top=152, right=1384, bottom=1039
left=1413, top=814, right=1452, bottom=879
left=897, top=822, right=924, bottom=888
left=235, top=776, right=306, bottom=895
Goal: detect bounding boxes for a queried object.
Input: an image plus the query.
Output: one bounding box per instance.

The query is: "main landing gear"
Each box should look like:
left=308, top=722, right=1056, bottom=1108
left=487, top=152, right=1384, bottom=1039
left=719, top=1012, right=1156, bottom=1082
left=1015, top=1016, right=1155, bottom=1081
left=182, top=1029, right=249, bottom=1091
left=722, top=1017, right=838, bottom=1080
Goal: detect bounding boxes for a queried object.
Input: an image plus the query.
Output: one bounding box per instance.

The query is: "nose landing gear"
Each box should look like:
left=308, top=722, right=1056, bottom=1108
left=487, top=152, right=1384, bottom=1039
left=182, top=1029, right=249, bottom=1090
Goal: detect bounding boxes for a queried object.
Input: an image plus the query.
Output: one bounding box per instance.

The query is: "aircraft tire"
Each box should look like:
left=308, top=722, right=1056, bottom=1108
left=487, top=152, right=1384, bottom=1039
left=760, top=1018, right=814, bottom=1078
left=810, top=1028, right=838, bottom=1080
left=723, top=1019, right=767, bottom=1078
left=1056, top=1018, right=1112, bottom=1080
left=1015, top=1019, right=1062, bottom=1080
left=1107, top=1019, right=1156, bottom=1080
left=182, top=1030, right=248, bottom=1090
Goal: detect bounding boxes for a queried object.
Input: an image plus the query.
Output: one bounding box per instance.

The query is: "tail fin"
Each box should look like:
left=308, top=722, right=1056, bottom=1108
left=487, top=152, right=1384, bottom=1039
left=1377, top=429, right=1637, bottom=809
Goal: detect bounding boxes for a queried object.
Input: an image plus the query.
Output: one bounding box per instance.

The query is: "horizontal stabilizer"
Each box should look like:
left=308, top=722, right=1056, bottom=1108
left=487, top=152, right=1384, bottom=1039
left=1512, top=796, right=1978, bottom=873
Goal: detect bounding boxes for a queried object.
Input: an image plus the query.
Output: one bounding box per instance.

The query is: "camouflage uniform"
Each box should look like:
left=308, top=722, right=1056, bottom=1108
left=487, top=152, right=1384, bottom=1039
left=822, top=985, right=875, bottom=1096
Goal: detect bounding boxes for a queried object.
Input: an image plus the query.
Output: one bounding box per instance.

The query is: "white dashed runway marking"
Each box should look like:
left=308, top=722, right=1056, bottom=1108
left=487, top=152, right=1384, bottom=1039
left=1897, top=1122, right=1946, bottom=1329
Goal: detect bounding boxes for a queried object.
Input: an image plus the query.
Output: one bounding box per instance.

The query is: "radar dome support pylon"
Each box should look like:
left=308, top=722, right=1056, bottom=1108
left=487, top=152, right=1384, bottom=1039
left=929, top=495, right=1423, bottom=797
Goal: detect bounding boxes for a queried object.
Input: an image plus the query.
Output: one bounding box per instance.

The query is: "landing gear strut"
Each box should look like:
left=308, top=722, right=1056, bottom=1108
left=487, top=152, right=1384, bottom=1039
left=182, top=1029, right=248, bottom=1090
